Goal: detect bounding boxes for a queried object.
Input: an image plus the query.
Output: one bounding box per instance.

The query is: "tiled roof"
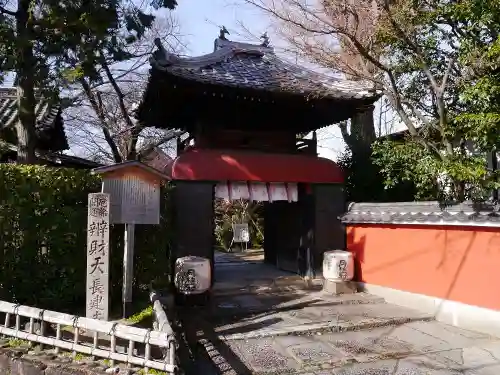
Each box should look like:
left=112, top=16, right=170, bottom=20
left=0, top=88, right=68, bottom=151
left=150, top=38, right=380, bottom=101
left=0, top=142, right=101, bottom=168
left=340, top=201, right=500, bottom=226
left=141, top=147, right=173, bottom=172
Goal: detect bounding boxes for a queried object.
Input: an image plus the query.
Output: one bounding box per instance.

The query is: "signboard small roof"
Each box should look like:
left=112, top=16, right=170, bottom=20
left=91, top=160, right=171, bottom=181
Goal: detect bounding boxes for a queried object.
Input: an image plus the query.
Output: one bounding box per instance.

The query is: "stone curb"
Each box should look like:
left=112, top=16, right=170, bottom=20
left=219, top=314, right=435, bottom=341
left=196, top=338, right=239, bottom=375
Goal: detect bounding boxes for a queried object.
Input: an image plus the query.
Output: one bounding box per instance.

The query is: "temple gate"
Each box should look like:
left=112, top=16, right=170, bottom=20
left=136, top=31, right=379, bottom=287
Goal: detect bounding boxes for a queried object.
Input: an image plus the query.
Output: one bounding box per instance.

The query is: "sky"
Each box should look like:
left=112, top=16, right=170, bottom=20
left=174, top=0, right=271, bottom=55
left=172, top=0, right=348, bottom=160
left=1, top=0, right=387, bottom=161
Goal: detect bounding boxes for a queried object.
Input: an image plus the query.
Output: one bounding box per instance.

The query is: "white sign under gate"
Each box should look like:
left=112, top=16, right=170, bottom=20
left=86, top=193, right=110, bottom=321
left=232, top=223, right=250, bottom=243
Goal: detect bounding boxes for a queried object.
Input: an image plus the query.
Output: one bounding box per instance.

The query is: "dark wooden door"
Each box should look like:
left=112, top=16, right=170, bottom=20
left=264, top=201, right=301, bottom=273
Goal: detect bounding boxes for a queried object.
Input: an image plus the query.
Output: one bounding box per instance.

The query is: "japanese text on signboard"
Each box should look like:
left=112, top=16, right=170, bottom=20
left=232, top=223, right=250, bottom=243
left=86, top=193, right=110, bottom=321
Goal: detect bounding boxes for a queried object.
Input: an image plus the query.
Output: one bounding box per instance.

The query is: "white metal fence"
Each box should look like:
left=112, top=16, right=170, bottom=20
left=0, top=300, right=177, bottom=374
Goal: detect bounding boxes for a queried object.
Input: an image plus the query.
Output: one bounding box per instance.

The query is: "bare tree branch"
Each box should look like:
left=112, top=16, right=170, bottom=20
left=64, top=13, right=185, bottom=163
left=244, top=0, right=455, bottom=149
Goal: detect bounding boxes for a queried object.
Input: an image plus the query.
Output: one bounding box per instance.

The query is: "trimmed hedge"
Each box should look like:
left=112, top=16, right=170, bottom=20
left=0, top=164, right=172, bottom=314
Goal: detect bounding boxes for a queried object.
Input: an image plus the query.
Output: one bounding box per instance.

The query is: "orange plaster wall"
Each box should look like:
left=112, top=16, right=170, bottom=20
left=346, top=224, right=500, bottom=311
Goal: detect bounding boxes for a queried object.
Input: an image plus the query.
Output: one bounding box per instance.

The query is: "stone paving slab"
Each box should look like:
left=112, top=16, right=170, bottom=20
left=199, top=319, right=500, bottom=374
left=228, top=338, right=302, bottom=374
left=193, top=254, right=500, bottom=374
left=327, top=356, right=467, bottom=374
left=215, top=249, right=264, bottom=263
left=213, top=254, right=324, bottom=295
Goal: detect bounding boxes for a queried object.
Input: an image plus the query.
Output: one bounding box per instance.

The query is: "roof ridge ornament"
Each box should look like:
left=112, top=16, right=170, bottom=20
left=214, top=26, right=231, bottom=51
left=260, top=32, right=270, bottom=47
left=219, top=26, right=230, bottom=40
left=152, top=37, right=180, bottom=66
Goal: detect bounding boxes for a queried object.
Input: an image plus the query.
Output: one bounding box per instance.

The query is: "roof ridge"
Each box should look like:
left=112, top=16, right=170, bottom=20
left=151, top=40, right=273, bottom=70
left=214, top=37, right=274, bottom=54
left=341, top=200, right=500, bottom=226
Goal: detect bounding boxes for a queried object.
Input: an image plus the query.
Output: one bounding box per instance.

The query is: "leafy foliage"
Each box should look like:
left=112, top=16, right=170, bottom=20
left=454, top=4, right=500, bottom=152
left=0, top=164, right=172, bottom=313
left=370, top=0, right=500, bottom=201
left=373, top=138, right=500, bottom=202
left=252, top=0, right=500, bottom=202
left=214, top=199, right=264, bottom=251
left=0, top=0, right=179, bottom=88
left=337, top=147, right=416, bottom=202
left=0, top=0, right=179, bottom=163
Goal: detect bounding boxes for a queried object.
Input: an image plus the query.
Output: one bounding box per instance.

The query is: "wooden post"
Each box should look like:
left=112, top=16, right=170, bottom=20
left=123, top=223, right=135, bottom=318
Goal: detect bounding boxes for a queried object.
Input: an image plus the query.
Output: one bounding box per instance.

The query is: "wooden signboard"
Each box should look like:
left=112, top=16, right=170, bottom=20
left=86, top=193, right=110, bottom=321
left=94, top=161, right=169, bottom=225
left=102, top=175, right=160, bottom=224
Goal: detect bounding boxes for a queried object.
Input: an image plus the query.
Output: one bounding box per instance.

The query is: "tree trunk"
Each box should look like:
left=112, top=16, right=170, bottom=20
left=340, top=105, right=376, bottom=154
left=124, top=127, right=141, bottom=161
left=15, top=0, right=38, bottom=164
left=351, top=105, right=376, bottom=146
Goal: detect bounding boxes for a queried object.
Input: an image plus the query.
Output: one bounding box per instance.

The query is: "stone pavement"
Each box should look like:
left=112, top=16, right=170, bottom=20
left=215, top=249, right=265, bottom=263
left=182, top=252, right=500, bottom=375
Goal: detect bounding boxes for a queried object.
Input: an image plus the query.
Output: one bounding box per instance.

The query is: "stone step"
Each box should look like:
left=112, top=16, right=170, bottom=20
left=214, top=302, right=434, bottom=340
left=207, top=292, right=385, bottom=318
left=212, top=275, right=325, bottom=296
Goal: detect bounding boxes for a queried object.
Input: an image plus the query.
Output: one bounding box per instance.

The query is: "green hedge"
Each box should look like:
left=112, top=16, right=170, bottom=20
left=0, top=164, right=172, bottom=314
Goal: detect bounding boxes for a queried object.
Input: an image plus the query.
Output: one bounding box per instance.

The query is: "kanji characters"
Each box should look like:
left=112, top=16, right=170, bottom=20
left=89, top=278, right=105, bottom=295
left=88, top=220, right=108, bottom=237
left=87, top=193, right=109, bottom=321
left=89, top=257, right=105, bottom=275
left=89, top=294, right=104, bottom=310
left=89, top=239, right=106, bottom=256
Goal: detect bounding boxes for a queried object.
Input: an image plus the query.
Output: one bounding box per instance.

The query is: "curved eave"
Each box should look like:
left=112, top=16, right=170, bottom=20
left=148, top=58, right=381, bottom=104
left=136, top=71, right=380, bottom=132
left=164, top=148, right=344, bottom=183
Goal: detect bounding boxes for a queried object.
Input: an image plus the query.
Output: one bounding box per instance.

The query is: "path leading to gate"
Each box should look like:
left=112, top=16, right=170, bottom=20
left=180, top=251, right=500, bottom=374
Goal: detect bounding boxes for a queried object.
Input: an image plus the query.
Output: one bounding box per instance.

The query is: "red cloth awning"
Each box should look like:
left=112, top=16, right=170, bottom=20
left=165, top=148, right=343, bottom=183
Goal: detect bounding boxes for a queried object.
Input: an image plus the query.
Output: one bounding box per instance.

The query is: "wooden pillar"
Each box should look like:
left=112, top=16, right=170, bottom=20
left=312, top=184, right=345, bottom=274
left=172, top=181, right=215, bottom=286
left=263, top=202, right=277, bottom=265
left=298, top=184, right=315, bottom=278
